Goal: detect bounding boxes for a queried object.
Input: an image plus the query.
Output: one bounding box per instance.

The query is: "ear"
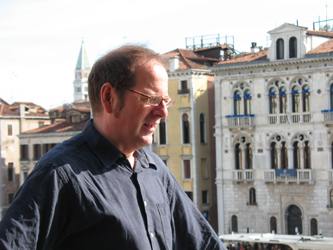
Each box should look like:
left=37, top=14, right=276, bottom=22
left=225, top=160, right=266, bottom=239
left=100, top=83, right=116, bottom=114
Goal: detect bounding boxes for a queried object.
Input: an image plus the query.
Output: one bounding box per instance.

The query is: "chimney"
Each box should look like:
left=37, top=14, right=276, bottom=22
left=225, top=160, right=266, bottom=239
left=251, top=42, right=259, bottom=53
left=168, top=56, right=179, bottom=72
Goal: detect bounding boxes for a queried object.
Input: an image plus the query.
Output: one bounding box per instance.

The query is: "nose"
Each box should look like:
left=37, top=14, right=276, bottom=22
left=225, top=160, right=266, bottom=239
left=152, top=100, right=168, bottom=118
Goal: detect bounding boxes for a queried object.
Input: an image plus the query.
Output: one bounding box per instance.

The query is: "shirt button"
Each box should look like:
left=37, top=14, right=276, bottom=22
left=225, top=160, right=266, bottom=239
left=144, top=201, right=147, bottom=206
left=150, top=232, right=154, bottom=238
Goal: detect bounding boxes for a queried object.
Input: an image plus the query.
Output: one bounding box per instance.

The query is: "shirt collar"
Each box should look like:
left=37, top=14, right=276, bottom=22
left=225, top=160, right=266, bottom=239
left=82, top=119, right=157, bottom=170
left=82, top=119, right=123, bottom=168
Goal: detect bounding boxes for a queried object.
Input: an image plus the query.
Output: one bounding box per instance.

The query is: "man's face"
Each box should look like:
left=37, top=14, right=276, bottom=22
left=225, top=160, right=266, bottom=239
left=112, top=60, right=169, bottom=153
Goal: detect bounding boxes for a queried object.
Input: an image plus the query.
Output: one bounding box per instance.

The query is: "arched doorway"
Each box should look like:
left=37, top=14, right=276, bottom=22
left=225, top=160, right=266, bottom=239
left=286, top=205, right=302, bottom=234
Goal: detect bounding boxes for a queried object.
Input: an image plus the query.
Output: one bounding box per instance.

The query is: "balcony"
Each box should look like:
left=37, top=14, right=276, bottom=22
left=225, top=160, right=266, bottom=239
left=268, top=112, right=312, bottom=124
left=178, top=89, right=190, bottom=95
left=226, top=114, right=255, bottom=128
left=232, top=169, right=254, bottom=183
left=264, top=169, right=313, bottom=184
left=322, top=110, right=333, bottom=124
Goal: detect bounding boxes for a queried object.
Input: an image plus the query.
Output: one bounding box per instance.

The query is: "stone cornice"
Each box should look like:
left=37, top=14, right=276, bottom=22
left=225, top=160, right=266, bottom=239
left=168, top=69, right=213, bottom=78
left=212, top=54, right=333, bottom=72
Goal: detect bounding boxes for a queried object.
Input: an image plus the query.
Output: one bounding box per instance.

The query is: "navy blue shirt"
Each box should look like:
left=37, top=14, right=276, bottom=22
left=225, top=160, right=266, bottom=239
left=0, top=120, right=224, bottom=250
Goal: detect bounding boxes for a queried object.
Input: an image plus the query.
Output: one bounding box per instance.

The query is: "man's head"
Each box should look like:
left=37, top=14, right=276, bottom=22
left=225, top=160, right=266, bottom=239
left=89, top=45, right=172, bottom=154
left=88, top=44, right=168, bottom=116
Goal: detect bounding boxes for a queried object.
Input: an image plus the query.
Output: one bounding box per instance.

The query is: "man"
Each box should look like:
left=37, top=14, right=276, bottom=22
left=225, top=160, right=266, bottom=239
left=0, top=45, right=225, bottom=249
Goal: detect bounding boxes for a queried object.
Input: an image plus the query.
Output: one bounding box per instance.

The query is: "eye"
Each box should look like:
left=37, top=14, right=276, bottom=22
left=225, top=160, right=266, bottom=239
left=149, top=96, right=161, bottom=105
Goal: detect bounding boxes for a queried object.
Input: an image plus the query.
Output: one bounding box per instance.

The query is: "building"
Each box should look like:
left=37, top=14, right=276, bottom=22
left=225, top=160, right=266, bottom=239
left=160, top=41, right=229, bottom=230
left=0, top=99, right=50, bottom=217
left=73, top=39, right=91, bottom=102
left=213, top=23, right=333, bottom=236
left=19, top=108, right=90, bottom=183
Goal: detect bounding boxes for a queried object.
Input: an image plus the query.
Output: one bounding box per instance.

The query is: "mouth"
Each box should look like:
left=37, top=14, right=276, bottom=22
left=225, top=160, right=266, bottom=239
left=143, top=121, right=159, bottom=132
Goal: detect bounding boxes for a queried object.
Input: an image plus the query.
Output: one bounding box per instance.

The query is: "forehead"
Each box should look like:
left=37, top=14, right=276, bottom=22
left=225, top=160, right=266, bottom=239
left=134, top=60, right=168, bottom=89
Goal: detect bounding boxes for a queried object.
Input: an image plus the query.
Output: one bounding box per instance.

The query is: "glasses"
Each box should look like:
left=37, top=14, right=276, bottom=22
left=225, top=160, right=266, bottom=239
left=125, top=88, right=175, bottom=108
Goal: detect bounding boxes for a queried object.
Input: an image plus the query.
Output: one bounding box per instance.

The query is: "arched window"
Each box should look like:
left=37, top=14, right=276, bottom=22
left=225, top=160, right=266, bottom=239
left=304, top=141, right=311, bottom=169
left=289, top=37, right=297, bottom=58
left=244, top=89, right=252, bottom=115
left=249, top=188, right=256, bottom=205
left=245, top=143, right=252, bottom=169
left=310, top=218, right=318, bottom=236
left=271, top=142, right=278, bottom=169
left=182, top=114, right=190, bottom=144
left=270, top=217, right=277, bottom=234
left=234, top=90, right=241, bottom=115
left=269, top=87, right=277, bottom=114
left=276, top=38, right=284, bottom=59
left=235, top=143, right=242, bottom=170
left=293, top=141, right=300, bottom=169
left=302, top=85, right=310, bottom=112
left=281, top=141, right=288, bottom=169
left=231, top=215, right=238, bottom=233
left=199, top=113, right=206, bottom=144
left=159, top=118, right=166, bottom=145
left=292, top=86, right=300, bottom=113
left=279, top=86, right=287, bottom=114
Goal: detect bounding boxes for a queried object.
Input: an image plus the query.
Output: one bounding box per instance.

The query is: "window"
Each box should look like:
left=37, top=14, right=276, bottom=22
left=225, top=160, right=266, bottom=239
left=330, top=189, right=333, bottom=208
left=38, top=121, right=44, bottom=128
left=33, top=144, right=42, bottom=160
left=201, top=158, right=208, bottom=179
left=183, top=159, right=191, bottom=179
left=7, top=162, right=14, bottom=182
left=249, top=188, right=256, bottom=205
left=199, top=113, right=206, bottom=144
left=310, top=218, right=318, bottom=236
left=20, top=145, right=29, bottom=160
left=162, top=159, right=167, bottom=167
left=289, top=37, right=297, bottom=58
left=304, top=141, right=311, bottom=169
left=235, top=143, right=242, bottom=170
left=276, top=38, right=284, bottom=59
left=75, top=87, right=81, bottom=93
left=181, top=80, right=188, bottom=90
left=244, top=89, right=252, bottom=115
left=8, top=193, right=14, bottom=204
left=292, top=86, right=300, bottom=113
left=302, top=85, right=310, bottom=112
left=271, top=142, right=277, bottom=169
left=185, top=191, right=193, bottom=201
left=245, top=143, right=252, bottom=169
left=233, top=90, right=241, bottom=115
left=293, top=141, right=300, bottom=169
left=7, top=124, right=12, bottom=136
left=234, top=136, right=252, bottom=170
left=269, top=87, right=277, bottom=114
left=182, top=114, right=190, bottom=144
left=23, top=171, right=29, bottom=181
left=159, top=119, right=166, bottom=145
left=178, top=80, right=189, bottom=94
left=270, top=217, right=277, bottom=234
left=202, top=190, right=208, bottom=204
left=281, top=141, right=288, bottom=169
left=231, top=215, right=238, bottom=233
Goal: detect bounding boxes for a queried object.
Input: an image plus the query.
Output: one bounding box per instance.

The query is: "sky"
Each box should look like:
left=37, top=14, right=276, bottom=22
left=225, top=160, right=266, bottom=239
left=0, top=0, right=332, bottom=110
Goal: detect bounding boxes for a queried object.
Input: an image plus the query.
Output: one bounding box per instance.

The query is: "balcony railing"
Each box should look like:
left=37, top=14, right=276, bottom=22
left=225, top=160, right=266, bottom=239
left=232, top=170, right=254, bottom=182
left=268, top=112, right=312, bottom=124
left=226, top=114, right=255, bottom=128
left=322, top=110, right=333, bottom=124
left=264, top=169, right=312, bottom=183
